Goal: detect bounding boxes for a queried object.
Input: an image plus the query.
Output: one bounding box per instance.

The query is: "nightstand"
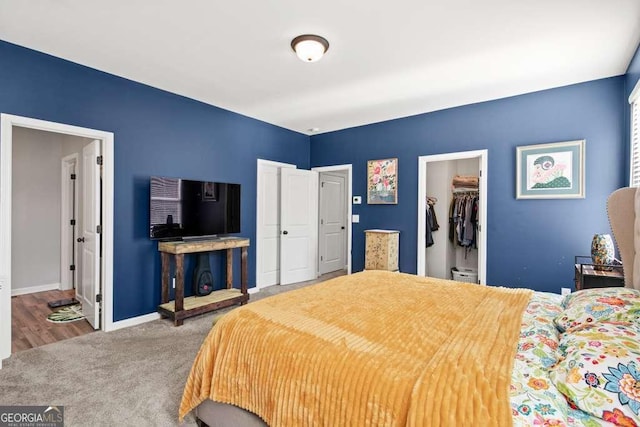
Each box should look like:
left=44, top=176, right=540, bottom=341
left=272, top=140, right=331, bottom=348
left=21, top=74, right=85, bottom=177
left=574, top=256, right=624, bottom=290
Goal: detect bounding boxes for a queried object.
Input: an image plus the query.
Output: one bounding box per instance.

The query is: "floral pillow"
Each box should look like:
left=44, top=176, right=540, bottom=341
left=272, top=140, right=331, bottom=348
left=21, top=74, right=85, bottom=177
left=555, top=288, right=640, bottom=333
left=562, top=287, right=640, bottom=308
left=549, top=321, right=640, bottom=426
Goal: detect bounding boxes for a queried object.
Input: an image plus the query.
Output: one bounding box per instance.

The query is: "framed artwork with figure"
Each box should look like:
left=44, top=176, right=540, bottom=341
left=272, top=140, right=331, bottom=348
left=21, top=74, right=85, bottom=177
left=516, top=140, right=585, bottom=199
left=367, top=158, right=398, bottom=204
left=202, top=182, right=217, bottom=201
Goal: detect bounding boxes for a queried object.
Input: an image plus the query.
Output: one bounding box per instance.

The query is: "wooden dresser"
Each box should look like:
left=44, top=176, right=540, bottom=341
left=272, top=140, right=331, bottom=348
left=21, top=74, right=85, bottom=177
left=364, top=229, right=400, bottom=271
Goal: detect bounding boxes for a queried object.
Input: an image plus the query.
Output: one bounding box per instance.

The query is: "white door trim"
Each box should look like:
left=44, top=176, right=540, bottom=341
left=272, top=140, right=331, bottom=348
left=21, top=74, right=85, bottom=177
left=0, top=113, right=115, bottom=367
left=417, top=150, right=488, bottom=284
left=60, top=153, right=79, bottom=291
left=311, top=164, right=352, bottom=275
left=256, top=159, right=295, bottom=289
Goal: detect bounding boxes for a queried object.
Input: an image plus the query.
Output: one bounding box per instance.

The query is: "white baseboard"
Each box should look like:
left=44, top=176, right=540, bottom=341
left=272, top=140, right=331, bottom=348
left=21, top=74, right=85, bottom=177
left=248, top=287, right=260, bottom=295
left=108, top=312, right=161, bottom=331
left=11, top=282, right=60, bottom=296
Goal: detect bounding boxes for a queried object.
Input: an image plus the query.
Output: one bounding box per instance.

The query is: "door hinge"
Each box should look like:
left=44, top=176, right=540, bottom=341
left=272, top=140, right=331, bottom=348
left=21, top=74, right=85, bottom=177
left=321, top=256, right=323, bottom=261
left=96, top=294, right=102, bottom=303
left=321, top=182, right=324, bottom=187
left=96, top=155, right=103, bottom=165
left=70, top=173, right=77, bottom=180
left=320, top=219, right=324, bottom=225
left=97, top=225, right=102, bottom=234
left=479, top=170, right=482, bottom=177
left=478, top=224, right=481, bottom=232
left=70, top=264, right=76, bottom=271
left=70, top=219, right=76, bottom=226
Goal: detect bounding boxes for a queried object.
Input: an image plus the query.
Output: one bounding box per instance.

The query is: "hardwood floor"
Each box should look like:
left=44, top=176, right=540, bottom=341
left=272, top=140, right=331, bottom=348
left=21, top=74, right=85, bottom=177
left=10, top=270, right=347, bottom=353
left=11, top=289, right=95, bottom=353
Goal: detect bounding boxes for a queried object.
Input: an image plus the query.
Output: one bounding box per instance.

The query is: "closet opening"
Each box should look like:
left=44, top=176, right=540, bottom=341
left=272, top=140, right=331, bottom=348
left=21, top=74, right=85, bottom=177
left=417, top=150, right=488, bottom=284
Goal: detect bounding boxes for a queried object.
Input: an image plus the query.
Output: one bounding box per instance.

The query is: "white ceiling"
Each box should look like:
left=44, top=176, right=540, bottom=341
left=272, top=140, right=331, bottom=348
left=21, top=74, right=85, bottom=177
left=1, top=1, right=639, bottom=135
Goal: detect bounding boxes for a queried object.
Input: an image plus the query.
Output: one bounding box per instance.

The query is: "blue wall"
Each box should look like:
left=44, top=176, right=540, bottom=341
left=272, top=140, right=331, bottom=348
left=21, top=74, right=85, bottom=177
left=310, top=78, right=626, bottom=293
left=0, top=41, right=310, bottom=321
left=1, top=37, right=634, bottom=318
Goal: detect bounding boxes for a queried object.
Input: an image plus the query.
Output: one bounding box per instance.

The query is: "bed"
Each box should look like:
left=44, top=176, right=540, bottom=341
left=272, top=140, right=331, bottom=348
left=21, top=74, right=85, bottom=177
left=179, top=270, right=640, bottom=426
left=179, top=188, right=640, bottom=426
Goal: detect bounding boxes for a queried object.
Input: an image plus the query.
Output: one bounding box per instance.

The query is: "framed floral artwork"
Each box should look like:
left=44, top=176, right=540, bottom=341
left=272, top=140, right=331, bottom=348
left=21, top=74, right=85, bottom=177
left=516, top=140, right=585, bottom=199
left=367, top=158, right=398, bottom=204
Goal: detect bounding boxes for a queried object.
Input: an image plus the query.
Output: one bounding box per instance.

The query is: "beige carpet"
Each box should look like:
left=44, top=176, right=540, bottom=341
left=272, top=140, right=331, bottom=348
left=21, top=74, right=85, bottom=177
left=0, top=273, right=343, bottom=426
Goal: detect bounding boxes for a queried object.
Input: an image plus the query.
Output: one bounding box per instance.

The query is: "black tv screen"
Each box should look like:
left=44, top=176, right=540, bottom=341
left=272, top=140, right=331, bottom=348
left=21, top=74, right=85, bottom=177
left=149, top=176, right=241, bottom=240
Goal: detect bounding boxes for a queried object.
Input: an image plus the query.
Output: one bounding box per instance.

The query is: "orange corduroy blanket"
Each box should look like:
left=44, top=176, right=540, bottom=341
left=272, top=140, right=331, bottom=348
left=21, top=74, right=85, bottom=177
left=179, top=270, right=532, bottom=426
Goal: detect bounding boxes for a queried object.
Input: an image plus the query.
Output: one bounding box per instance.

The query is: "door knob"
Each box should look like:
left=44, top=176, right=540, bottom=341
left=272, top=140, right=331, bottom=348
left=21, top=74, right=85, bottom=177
left=341, top=226, right=345, bottom=229
left=282, top=230, right=288, bottom=235
left=77, top=237, right=85, bottom=243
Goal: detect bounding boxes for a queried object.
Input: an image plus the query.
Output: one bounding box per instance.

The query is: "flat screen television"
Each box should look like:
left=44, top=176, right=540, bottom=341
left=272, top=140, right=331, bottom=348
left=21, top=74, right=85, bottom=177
left=149, top=176, right=241, bottom=240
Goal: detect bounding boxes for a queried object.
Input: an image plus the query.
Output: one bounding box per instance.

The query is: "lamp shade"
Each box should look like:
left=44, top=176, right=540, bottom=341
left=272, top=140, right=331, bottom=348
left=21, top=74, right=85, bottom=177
left=291, top=35, right=329, bottom=62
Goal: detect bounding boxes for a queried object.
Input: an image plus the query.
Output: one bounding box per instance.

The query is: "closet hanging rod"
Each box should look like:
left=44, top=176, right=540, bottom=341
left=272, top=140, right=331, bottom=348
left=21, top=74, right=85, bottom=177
left=452, top=187, right=479, bottom=194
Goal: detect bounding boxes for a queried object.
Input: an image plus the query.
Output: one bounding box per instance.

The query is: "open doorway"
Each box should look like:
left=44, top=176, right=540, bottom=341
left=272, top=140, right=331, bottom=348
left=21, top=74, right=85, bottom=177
left=417, top=150, right=488, bottom=284
left=10, top=128, right=96, bottom=352
left=0, top=114, right=114, bottom=368
left=312, top=165, right=352, bottom=277
left=60, top=153, right=79, bottom=292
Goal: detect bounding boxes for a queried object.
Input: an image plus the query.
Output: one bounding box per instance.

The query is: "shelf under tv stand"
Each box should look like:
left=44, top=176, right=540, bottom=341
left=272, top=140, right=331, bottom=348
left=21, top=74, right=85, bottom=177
left=157, top=237, right=250, bottom=326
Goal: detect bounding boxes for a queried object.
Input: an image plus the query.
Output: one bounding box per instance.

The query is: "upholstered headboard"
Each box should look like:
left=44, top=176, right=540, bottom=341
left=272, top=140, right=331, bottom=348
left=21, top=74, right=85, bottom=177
left=607, top=187, right=638, bottom=289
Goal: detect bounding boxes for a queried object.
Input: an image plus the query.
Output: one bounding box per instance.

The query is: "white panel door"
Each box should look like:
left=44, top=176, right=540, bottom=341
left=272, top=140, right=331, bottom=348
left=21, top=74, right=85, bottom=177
left=78, top=140, right=101, bottom=329
left=257, top=163, right=282, bottom=287
left=280, top=168, right=318, bottom=285
left=319, top=174, right=346, bottom=274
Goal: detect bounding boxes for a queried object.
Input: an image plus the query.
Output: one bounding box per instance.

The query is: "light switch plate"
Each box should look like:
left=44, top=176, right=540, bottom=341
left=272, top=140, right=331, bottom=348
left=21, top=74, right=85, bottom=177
left=352, top=214, right=360, bottom=223
left=353, top=196, right=362, bottom=204
left=561, top=287, right=571, bottom=296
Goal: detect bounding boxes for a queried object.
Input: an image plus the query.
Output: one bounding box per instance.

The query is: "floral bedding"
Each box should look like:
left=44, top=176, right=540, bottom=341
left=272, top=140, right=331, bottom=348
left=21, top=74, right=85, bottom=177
left=511, top=292, right=610, bottom=426
left=550, top=321, right=640, bottom=426
left=555, top=288, right=640, bottom=333
left=511, top=288, right=640, bottom=427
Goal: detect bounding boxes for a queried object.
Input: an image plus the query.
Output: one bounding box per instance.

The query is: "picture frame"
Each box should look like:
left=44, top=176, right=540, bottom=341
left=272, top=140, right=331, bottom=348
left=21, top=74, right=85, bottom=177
left=367, top=158, right=398, bottom=204
left=516, top=140, right=585, bottom=199
left=202, top=182, right=217, bottom=201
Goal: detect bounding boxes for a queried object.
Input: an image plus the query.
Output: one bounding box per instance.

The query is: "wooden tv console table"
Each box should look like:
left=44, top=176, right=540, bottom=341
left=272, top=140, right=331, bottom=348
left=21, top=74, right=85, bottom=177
left=157, top=238, right=250, bottom=326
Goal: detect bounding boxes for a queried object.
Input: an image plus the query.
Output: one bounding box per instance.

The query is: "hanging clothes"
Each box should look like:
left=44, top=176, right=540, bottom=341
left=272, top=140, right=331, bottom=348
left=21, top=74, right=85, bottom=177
left=448, top=192, right=479, bottom=250
left=470, top=196, right=478, bottom=249
left=426, top=197, right=439, bottom=247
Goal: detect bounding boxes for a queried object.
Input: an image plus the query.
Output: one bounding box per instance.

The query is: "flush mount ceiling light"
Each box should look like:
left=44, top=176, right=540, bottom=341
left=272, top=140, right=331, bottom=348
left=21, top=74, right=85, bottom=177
left=291, top=34, right=329, bottom=62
